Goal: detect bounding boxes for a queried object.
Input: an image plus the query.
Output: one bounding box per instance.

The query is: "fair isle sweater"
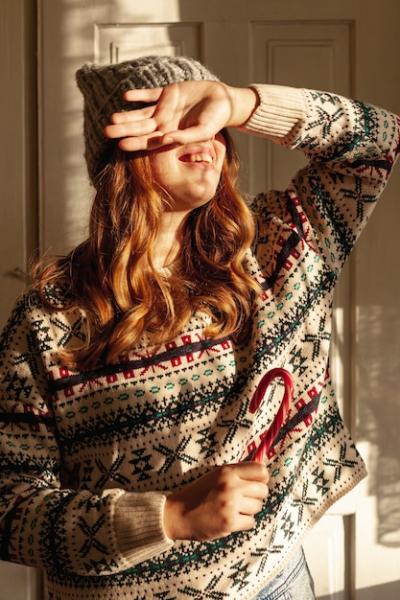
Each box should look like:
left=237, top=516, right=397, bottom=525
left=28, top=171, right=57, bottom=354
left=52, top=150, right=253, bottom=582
left=0, top=83, right=399, bottom=600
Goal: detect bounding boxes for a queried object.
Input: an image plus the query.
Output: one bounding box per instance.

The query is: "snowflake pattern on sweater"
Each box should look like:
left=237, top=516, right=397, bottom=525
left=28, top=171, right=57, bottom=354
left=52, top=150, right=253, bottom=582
left=0, top=84, right=399, bottom=600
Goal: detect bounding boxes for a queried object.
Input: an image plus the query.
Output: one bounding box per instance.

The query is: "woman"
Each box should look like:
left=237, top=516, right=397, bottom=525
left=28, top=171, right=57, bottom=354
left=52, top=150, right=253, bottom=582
left=0, top=55, right=398, bottom=600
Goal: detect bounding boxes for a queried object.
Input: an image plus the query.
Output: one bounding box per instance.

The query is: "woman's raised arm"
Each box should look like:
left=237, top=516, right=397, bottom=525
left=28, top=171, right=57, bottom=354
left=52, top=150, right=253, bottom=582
left=236, top=83, right=400, bottom=278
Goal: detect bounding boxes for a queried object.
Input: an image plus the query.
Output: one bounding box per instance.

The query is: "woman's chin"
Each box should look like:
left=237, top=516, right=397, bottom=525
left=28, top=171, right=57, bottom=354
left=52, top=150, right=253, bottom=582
left=171, top=194, right=215, bottom=210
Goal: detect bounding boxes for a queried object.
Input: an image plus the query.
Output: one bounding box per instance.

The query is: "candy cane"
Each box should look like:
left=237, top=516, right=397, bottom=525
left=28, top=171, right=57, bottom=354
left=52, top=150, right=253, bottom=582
left=243, top=368, right=295, bottom=463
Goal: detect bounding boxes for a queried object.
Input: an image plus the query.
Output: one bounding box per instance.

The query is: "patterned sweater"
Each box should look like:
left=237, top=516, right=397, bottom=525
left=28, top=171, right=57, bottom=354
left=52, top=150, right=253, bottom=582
left=0, top=83, right=399, bottom=600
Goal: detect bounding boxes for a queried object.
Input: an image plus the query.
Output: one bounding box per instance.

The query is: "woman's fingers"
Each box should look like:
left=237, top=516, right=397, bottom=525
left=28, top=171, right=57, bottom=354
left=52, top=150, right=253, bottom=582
left=238, top=496, right=265, bottom=516
left=104, top=118, right=157, bottom=139
left=123, top=87, right=164, bottom=102
left=105, top=86, right=180, bottom=140
left=118, top=131, right=173, bottom=152
left=110, top=104, right=155, bottom=124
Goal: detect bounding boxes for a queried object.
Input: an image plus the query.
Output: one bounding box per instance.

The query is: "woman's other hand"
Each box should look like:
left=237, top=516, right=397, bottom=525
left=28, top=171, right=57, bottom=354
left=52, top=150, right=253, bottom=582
left=163, top=461, right=270, bottom=542
left=103, top=80, right=259, bottom=151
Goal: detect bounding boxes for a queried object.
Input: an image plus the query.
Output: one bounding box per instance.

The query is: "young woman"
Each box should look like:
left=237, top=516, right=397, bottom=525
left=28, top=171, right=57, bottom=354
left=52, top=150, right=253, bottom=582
left=0, top=55, right=399, bottom=600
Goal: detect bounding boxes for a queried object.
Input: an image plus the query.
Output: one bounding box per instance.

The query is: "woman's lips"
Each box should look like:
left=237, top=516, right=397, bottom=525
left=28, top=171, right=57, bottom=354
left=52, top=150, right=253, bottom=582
left=177, top=144, right=215, bottom=162
left=178, top=150, right=216, bottom=170
left=180, top=161, right=214, bottom=169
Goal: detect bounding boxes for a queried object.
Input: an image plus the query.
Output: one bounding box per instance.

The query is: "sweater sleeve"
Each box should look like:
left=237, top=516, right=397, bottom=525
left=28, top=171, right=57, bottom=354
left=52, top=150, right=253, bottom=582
left=237, top=83, right=400, bottom=279
left=0, top=293, right=174, bottom=577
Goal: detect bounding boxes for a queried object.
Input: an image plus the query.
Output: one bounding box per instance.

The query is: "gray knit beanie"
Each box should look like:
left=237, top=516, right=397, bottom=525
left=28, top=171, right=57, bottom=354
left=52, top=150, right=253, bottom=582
left=75, top=55, right=220, bottom=186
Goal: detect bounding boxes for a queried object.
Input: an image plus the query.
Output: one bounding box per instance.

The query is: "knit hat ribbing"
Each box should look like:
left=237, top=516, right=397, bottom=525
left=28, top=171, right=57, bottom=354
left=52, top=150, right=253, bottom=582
left=75, top=55, right=220, bottom=186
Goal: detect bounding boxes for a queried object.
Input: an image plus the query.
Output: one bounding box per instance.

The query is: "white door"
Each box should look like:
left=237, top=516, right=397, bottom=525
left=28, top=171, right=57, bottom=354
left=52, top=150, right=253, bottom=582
left=4, top=1, right=399, bottom=598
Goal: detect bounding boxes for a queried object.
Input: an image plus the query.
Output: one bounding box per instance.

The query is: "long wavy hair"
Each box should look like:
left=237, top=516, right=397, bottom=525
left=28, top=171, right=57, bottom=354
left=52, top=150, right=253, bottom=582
left=29, top=127, right=262, bottom=372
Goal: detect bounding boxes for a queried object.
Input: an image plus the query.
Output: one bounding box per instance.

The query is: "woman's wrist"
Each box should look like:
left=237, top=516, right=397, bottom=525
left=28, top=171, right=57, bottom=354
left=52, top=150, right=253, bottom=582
left=163, top=494, right=186, bottom=541
left=224, top=84, right=260, bottom=128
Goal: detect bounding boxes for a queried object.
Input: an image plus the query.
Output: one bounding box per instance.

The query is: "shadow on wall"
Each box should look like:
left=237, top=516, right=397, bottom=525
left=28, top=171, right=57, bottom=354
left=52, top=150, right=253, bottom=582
left=354, top=226, right=400, bottom=547
left=319, top=578, right=400, bottom=600
left=42, top=0, right=111, bottom=259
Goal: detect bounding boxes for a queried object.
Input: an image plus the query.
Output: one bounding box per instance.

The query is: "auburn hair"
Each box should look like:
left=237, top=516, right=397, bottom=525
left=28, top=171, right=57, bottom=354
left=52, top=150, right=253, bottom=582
left=28, top=128, right=263, bottom=372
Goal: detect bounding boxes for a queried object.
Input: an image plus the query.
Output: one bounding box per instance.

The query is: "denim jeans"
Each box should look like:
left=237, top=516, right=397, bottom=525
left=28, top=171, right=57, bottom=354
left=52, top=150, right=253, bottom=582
left=253, top=545, right=316, bottom=600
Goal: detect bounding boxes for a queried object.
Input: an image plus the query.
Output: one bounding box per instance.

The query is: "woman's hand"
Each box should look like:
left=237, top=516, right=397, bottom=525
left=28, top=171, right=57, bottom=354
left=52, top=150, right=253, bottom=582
left=163, top=461, right=270, bottom=542
left=103, top=80, right=259, bottom=151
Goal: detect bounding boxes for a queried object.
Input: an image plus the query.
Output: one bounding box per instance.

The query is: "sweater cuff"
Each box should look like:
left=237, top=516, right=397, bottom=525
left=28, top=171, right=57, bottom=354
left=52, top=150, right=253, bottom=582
left=114, top=490, right=175, bottom=565
left=237, top=83, right=307, bottom=140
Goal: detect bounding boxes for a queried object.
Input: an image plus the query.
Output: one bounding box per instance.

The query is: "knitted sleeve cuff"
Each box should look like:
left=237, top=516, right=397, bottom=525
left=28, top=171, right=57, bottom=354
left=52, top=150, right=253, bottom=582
left=237, top=83, right=307, bottom=141
left=113, top=490, right=175, bottom=565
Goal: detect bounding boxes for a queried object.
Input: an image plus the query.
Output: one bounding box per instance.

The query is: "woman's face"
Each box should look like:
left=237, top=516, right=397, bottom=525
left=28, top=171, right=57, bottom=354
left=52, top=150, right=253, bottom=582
left=147, top=131, right=227, bottom=211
